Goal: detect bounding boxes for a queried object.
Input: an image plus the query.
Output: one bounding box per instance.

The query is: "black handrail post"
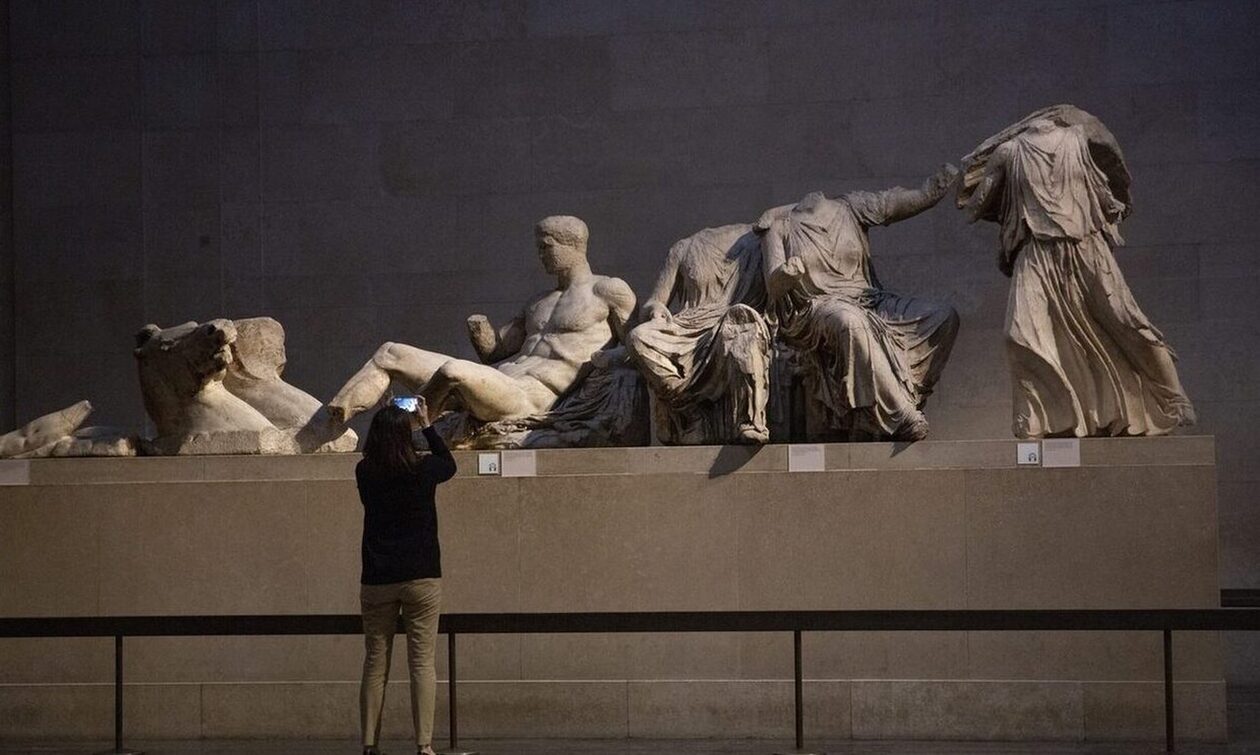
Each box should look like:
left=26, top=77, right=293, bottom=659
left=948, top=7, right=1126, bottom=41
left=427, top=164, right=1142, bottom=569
left=795, top=629, right=805, bottom=751
left=95, top=634, right=141, bottom=755
left=115, top=634, right=123, bottom=751
left=773, top=629, right=814, bottom=755
left=450, top=632, right=458, bottom=749
left=1163, top=629, right=1175, bottom=753
left=441, top=631, right=476, bottom=755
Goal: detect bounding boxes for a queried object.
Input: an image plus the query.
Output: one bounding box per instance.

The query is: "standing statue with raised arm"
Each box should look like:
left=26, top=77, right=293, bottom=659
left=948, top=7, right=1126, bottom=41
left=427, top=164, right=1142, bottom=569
left=759, top=166, right=961, bottom=441
left=329, top=216, right=638, bottom=441
left=958, top=105, right=1195, bottom=438
left=625, top=224, right=771, bottom=444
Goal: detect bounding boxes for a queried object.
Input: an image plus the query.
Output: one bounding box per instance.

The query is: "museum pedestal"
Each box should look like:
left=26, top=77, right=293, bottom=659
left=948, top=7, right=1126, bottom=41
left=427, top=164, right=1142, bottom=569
left=0, top=437, right=1224, bottom=742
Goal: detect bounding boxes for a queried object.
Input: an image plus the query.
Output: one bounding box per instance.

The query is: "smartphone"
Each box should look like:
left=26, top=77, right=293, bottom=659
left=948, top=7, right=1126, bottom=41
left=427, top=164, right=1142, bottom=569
left=391, top=396, right=420, bottom=413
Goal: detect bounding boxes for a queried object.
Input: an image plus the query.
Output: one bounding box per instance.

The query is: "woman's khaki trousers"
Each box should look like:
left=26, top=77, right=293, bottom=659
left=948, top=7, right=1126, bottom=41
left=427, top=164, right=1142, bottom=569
left=360, top=578, right=442, bottom=748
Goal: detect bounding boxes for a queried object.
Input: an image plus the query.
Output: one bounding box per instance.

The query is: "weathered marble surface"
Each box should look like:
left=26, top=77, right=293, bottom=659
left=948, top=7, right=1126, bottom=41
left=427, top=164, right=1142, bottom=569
left=223, top=317, right=357, bottom=453
left=433, top=347, right=649, bottom=449
left=135, top=318, right=355, bottom=455
left=626, top=224, right=770, bottom=444
left=331, top=216, right=646, bottom=448
left=958, top=105, right=1196, bottom=438
left=0, top=400, right=136, bottom=458
left=760, top=166, right=961, bottom=441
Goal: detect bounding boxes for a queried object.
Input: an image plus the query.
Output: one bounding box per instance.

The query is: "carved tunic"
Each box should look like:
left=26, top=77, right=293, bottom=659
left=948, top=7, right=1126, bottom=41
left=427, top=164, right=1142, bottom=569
left=767, top=192, right=958, bottom=439
left=967, top=119, right=1193, bottom=437
left=626, top=224, right=770, bottom=444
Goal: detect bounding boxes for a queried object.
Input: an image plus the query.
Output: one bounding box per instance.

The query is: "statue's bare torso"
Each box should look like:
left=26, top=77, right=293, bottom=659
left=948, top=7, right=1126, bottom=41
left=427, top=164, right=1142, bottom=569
left=497, top=277, right=618, bottom=395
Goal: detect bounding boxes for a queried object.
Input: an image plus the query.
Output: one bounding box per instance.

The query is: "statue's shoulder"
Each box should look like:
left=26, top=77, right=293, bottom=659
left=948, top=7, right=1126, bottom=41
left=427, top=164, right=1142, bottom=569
left=522, top=287, right=560, bottom=313
left=592, top=275, right=636, bottom=309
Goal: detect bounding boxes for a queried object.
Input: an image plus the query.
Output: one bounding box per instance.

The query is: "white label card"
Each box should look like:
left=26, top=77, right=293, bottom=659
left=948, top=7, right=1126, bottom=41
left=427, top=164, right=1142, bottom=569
left=788, top=444, right=826, bottom=473
left=501, top=450, right=537, bottom=478
left=1041, top=438, right=1081, bottom=468
left=477, top=453, right=501, bottom=476
left=1016, top=442, right=1041, bottom=466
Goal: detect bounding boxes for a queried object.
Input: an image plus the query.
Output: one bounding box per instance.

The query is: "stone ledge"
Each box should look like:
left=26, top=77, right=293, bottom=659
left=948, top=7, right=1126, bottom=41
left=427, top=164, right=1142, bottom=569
left=8, top=435, right=1216, bottom=486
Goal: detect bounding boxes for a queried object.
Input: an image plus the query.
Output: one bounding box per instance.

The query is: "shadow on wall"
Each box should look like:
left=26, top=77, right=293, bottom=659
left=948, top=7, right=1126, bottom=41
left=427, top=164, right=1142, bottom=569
left=709, top=444, right=763, bottom=478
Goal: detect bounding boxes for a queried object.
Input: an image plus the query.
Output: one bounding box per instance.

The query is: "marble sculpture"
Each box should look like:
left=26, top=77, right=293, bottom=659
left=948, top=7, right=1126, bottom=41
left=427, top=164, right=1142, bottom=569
left=626, top=224, right=771, bottom=444
left=9, top=106, right=1201, bottom=456
left=758, top=166, right=962, bottom=441
left=330, top=215, right=648, bottom=448
left=958, top=104, right=1195, bottom=437
left=0, top=400, right=136, bottom=458
left=135, top=317, right=357, bottom=455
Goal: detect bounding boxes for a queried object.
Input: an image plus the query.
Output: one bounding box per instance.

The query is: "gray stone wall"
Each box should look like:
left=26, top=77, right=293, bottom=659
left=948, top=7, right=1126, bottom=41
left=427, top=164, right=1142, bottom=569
left=3, top=0, right=1258, bottom=669
left=1, top=0, right=13, bottom=430
left=0, top=440, right=1230, bottom=741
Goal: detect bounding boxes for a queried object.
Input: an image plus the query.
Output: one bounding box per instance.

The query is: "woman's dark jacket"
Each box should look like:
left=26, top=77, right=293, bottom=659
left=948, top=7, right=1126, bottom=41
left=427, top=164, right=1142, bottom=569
left=356, top=426, right=457, bottom=585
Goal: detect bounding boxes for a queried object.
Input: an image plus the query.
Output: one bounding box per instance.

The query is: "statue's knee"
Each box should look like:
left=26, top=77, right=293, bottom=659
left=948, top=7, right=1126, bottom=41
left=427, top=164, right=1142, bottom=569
left=625, top=326, right=647, bottom=352
left=727, top=303, right=763, bottom=326
left=435, top=361, right=465, bottom=385
left=373, top=341, right=400, bottom=365
left=832, top=306, right=866, bottom=331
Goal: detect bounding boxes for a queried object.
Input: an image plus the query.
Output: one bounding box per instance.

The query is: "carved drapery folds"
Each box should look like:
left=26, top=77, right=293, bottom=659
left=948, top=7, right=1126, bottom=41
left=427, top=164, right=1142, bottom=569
left=958, top=105, right=1195, bottom=437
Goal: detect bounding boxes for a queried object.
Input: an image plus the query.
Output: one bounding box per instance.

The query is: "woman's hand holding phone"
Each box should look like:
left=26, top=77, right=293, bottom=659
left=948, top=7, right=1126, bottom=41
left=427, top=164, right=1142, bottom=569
left=413, top=396, right=430, bottom=428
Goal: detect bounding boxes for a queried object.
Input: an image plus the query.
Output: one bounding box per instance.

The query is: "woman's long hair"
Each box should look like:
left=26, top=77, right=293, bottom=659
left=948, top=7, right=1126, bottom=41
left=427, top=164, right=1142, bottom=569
left=362, top=405, right=418, bottom=476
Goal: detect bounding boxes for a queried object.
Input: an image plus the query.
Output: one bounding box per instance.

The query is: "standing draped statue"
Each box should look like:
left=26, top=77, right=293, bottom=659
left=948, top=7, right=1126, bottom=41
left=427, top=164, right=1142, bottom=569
left=759, top=167, right=961, bottom=441
left=957, top=104, right=1195, bottom=437
left=625, top=224, right=771, bottom=444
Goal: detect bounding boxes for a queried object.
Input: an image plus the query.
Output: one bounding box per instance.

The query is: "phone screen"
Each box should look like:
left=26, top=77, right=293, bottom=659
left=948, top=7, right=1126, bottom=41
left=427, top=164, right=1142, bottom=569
left=391, top=396, right=419, bottom=413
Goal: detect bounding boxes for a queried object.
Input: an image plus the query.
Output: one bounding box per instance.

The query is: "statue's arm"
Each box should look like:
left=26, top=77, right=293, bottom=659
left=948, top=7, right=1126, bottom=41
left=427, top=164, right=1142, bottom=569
left=866, top=163, right=961, bottom=226
left=641, top=246, right=682, bottom=322
left=761, top=221, right=804, bottom=302
left=961, top=151, right=1007, bottom=224
left=467, top=310, right=527, bottom=364
left=595, top=277, right=638, bottom=343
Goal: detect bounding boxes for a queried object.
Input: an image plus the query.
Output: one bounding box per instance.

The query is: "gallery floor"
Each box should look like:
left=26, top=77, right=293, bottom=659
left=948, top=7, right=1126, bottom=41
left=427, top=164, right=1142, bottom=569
left=2, top=736, right=1258, bottom=755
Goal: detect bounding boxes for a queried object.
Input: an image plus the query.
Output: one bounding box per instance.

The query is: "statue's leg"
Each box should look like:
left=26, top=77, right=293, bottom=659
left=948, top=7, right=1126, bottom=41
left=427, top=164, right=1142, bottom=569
left=421, top=359, right=548, bottom=422
left=328, top=342, right=452, bottom=422
left=721, top=305, right=771, bottom=442
left=871, top=293, right=961, bottom=405
left=0, top=399, right=93, bottom=457
left=1080, top=241, right=1194, bottom=425
left=812, top=299, right=927, bottom=440
left=625, top=319, right=689, bottom=396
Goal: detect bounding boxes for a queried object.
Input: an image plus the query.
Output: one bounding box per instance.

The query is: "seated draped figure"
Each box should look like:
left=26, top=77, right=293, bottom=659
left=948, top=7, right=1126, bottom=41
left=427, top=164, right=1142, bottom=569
left=759, top=165, right=962, bottom=441
left=625, top=224, right=771, bottom=444
left=957, top=104, right=1195, bottom=437
left=134, top=317, right=357, bottom=455
left=329, top=215, right=644, bottom=448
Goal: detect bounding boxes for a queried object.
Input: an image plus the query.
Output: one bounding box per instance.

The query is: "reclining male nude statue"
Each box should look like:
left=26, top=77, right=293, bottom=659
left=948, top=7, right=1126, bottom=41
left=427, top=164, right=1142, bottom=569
left=329, top=216, right=637, bottom=430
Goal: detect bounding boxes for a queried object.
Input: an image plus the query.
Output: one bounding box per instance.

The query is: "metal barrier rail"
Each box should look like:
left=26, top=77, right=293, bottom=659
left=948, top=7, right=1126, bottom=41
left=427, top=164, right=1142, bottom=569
left=1223, top=588, right=1260, bottom=607
left=4, top=608, right=1260, bottom=755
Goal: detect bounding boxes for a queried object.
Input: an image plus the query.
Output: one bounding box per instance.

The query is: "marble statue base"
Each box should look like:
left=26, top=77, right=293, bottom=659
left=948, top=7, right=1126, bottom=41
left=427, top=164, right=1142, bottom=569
left=0, top=437, right=1225, bottom=742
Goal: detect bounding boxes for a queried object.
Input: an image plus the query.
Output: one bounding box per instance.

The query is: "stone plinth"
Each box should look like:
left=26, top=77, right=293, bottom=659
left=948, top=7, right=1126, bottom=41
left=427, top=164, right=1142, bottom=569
left=0, top=437, right=1224, bottom=741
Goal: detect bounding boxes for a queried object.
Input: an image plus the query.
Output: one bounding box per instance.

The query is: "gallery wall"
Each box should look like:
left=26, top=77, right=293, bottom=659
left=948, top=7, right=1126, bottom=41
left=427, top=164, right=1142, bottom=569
left=1, top=0, right=1257, bottom=661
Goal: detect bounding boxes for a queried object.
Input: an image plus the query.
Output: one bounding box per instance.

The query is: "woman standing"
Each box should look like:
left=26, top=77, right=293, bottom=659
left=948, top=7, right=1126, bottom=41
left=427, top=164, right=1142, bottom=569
left=356, top=397, right=457, bottom=755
